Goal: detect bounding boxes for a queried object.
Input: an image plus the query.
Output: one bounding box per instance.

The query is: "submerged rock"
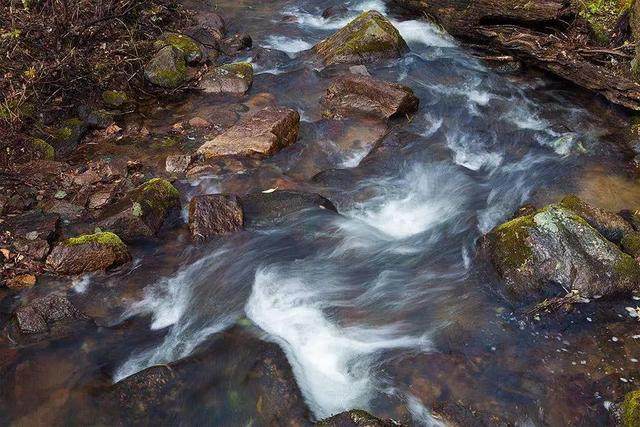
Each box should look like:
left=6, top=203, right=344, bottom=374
left=144, top=46, right=187, bottom=89
left=46, top=232, right=130, bottom=275
left=165, top=154, right=192, bottom=174
left=197, top=106, right=300, bottom=159
left=486, top=203, right=640, bottom=300
left=317, top=410, right=400, bottom=426
left=313, top=10, right=408, bottom=66
left=188, top=194, right=244, bottom=241
left=322, top=74, right=419, bottom=119
left=0, top=210, right=60, bottom=261
left=14, top=294, right=88, bottom=335
left=155, top=32, right=204, bottom=64
left=240, top=190, right=338, bottom=227
left=198, top=62, right=253, bottom=95
left=98, top=178, right=180, bottom=241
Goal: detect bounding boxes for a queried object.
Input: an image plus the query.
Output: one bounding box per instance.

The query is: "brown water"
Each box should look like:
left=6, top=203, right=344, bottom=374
left=3, top=0, right=640, bottom=425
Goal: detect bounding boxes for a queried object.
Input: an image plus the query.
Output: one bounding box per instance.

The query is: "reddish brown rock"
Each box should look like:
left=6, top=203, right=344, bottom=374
left=188, top=194, right=244, bottom=242
left=46, top=232, right=131, bottom=275
left=5, top=274, right=37, bottom=290
left=14, top=294, right=88, bottom=335
left=322, top=74, right=419, bottom=119
left=197, top=107, right=300, bottom=159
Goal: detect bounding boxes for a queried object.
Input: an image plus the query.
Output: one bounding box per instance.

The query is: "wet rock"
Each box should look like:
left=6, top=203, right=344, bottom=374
left=144, top=46, right=187, bottom=89
left=97, top=178, right=180, bottom=241
left=349, top=65, right=370, bottom=76
left=559, top=195, right=633, bottom=243
left=165, top=154, right=192, bottom=174
left=486, top=204, right=640, bottom=300
left=84, top=109, right=115, bottom=129
left=240, top=190, right=338, bottom=227
left=621, top=389, right=640, bottom=427
left=155, top=32, right=204, bottom=64
left=101, top=90, right=129, bottom=109
left=46, top=232, right=130, bottom=275
left=322, top=5, right=349, bottom=20
left=621, top=231, right=640, bottom=259
left=313, top=11, right=409, bottom=66
left=188, top=117, right=210, bottom=128
left=14, top=294, right=87, bottom=335
left=0, top=210, right=60, bottom=261
left=197, top=106, right=300, bottom=159
left=198, top=62, right=253, bottom=95
left=322, top=74, right=419, bottom=119
left=5, top=274, right=36, bottom=290
left=188, top=194, right=243, bottom=242
left=317, top=410, right=400, bottom=426
left=221, top=33, right=252, bottom=55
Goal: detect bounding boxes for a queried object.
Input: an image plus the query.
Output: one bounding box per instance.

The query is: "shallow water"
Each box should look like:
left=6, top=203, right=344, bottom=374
left=3, top=0, right=640, bottom=425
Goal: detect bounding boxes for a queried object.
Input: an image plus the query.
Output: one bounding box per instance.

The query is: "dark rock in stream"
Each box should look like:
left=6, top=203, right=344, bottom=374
left=240, top=191, right=338, bottom=227
left=322, top=74, right=419, bottom=119
left=188, top=194, right=244, bottom=241
left=198, top=62, right=254, bottom=95
left=559, top=195, right=633, bottom=243
left=13, top=294, right=89, bottom=336
left=313, top=11, right=409, bottom=66
left=197, top=106, right=300, bottom=159
left=97, top=178, right=181, bottom=241
left=46, top=232, right=131, bottom=275
left=485, top=198, right=640, bottom=301
left=316, top=410, right=401, bottom=426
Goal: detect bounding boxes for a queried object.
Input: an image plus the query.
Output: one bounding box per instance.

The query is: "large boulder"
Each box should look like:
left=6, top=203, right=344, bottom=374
left=144, top=46, right=187, bottom=89
left=240, top=190, right=338, bottom=227
left=13, top=294, right=88, bottom=335
left=46, top=232, right=130, bottom=275
left=188, top=194, right=244, bottom=242
left=317, top=410, right=400, bottom=426
left=313, top=10, right=409, bottom=66
left=198, top=62, right=253, bottom=95
left=97, top=178, right=181, bottom=241
left=196, top=107, right=300, bottom=159
left=322, top=74, right=419, bottom=119
left=486, top=203, right=640, bottom=300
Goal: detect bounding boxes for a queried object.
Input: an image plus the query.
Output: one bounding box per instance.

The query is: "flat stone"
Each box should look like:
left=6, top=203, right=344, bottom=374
left=197, top=107, right=300, bottom=159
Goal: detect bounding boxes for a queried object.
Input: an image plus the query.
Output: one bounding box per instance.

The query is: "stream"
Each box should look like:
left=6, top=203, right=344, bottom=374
left=5, top=0, right=640, bottom=425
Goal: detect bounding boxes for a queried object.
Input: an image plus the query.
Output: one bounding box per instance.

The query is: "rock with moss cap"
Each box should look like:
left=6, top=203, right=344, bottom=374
left=198, top=62, right=253, bottom=95
left=46, top=232, right=130, bottom=275
left=53, top=117, right=88, bottom=154
left=313, top=10, right=408, bottom=66
left=317, top=409, right=400, bottom=426
left=144, top=46, right=187, bottom=89
left=98, top=178, right=181, bottom=241
left=486, top=204, right=640, bottom=301
left=155, top=32, right=204, bottom=64
left=559, top=195, right=633, bottom=243
left=621, top=390, right=640, bottom=427
left=30, top=138, right=54, bottom=160
left=575, top=0, right=632, bottom=45
left=102, top=90, right=130, bottom=109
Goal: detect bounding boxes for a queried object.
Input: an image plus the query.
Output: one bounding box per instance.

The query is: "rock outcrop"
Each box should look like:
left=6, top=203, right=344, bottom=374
left=188, top=194, right=244, bottom=241
left=313, top=10, right=408, bottom=66
left=98, top=178, right=181, bottom=241
left=486, top=199, right=640, bottom=301
left=198, top=62, right=253, bottom=95
left=197, top=107, right=300, bottom=159
left=322, top=74, right=419, bottom=119
left=46, top=232, right=131, bottom=275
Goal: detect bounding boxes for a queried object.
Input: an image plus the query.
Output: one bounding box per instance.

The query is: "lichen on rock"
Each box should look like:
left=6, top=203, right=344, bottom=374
left=144, top=46, right=188, bottom=89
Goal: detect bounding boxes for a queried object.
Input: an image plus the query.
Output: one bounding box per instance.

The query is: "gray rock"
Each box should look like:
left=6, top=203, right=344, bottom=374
left=144, top=46, right=187, bottom=89
left=198, top=62, right=253, bottom=95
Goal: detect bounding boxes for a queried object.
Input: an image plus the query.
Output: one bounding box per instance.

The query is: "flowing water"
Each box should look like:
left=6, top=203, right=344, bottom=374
left=4, top=0, right=640, bottom=425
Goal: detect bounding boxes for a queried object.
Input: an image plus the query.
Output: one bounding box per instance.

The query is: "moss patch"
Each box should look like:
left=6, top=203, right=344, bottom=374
left=54, top=117, right=86, bottom=144
left=131, top=178, right=180, bottom=214
left=102, top=90, right=129, bottom=108
left=156, top=32, right=202, bottom=63
left=65, top=231, right=126, bottom=249
left=622, top=390, right=640, bottom=427
left=491, top=213, right=536, bottom=269
left=622, top=232, right=640, bottom=257
left=30, top=138, right=54, bottom=159
left=576, top=0, right=633, bottom=44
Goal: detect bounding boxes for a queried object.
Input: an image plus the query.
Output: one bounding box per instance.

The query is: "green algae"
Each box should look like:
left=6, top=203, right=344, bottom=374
left=65, top=231, right=126, bottom=249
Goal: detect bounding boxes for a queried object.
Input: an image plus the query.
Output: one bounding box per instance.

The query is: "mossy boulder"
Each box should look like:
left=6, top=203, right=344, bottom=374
left=53, top=117, right=88, bottom=154
left=97, top=178, right=181, bottom=241
left=198, top=62, right=254, bottom=95
left=622, top=390, right=640, bottom=427
left=313, top=10, right=409, bottom=66
left=46, top=231, right=131, bottom=275
left=155, top=32, right=203, bottom=64
left=575, top=0, right=633, bottom=44
left=102, top=90, right=129, bottom=108
left=486, top=203, right=640, bottom=300
left=144, top=46, right=187, bottom=89
left=30, top=138, right=54, bottom=160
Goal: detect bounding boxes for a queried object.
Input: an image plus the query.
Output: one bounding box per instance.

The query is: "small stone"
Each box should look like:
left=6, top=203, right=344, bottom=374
left=46, top=232, right=131, bottom=275
left=349, top=65, right=370, bottom=76
left=25, top=231, right=39, bottom=240
left=155, top=32, right=204, bottom=64
left=102, top=90, right=129, bottom=108
left=54, top=190, right=67, bottom=199
left=188, top=117, right=210, bottom=128
left=6, top=274, right=36, bottom=290
left=1, top=248, right=9, bottom=259
left=198, top=62, right=253, bottom=95
left=165, top=155, right=192, bottom=174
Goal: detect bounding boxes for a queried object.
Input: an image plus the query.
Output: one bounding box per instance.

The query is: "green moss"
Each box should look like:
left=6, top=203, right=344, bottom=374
left=144, top=46, right=187, bottom=89
left=155, top=63, right=187, bottom=88
left=492, top=213, right=536, bottom=269
left=102, top=90, right=129, bottom=108
left=622, top=232, right=640, bottom=257
left=156, top=33, right=202, bottom=63
left=131, top=178, right=180, bottom=215
left=577, top=0, right=633, bottom=44
left=218, top=62, right=253, bottom=78
left=559, top=194, right=583, bottom=211
left=54, top=117, right=85, bottom=144
left=622, top=390, right=640, bottom=427
left=65, top=231, right=126, bottom=249
left=613, top=252, right=640, bottom=280
left=30, top=138, right=54, bottom=160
